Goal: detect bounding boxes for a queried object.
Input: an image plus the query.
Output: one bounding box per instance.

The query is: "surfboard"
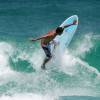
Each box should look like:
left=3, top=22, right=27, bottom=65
left=53, top=15, right=78, bottom=51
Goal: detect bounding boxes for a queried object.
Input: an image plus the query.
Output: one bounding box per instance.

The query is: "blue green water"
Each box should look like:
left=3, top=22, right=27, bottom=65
left=0, top=0, right=100, bottom=99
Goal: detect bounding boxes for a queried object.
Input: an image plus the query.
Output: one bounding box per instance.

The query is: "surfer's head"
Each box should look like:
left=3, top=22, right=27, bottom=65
left=56, top=27, right=64, bottom=35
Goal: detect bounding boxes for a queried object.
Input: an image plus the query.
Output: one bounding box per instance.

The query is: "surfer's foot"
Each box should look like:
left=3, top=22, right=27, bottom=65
left=41, top=65, right=46, bottom=70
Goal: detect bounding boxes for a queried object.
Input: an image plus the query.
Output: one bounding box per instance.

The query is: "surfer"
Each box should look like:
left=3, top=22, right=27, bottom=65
left=30, top=20, right=77, bottom=69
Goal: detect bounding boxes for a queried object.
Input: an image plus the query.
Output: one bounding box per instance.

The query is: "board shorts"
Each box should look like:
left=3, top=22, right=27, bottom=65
left=41, top=43, right=52, bottom=59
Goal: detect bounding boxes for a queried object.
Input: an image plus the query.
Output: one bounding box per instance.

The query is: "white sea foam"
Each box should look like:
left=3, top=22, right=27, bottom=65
left=0, top=93, right=56, bottom=100
left=74, top=34, right=93, bottom=56
left=29, top=49, right=44, bottom=70
left=59, top=34, right=100, bottom=78
left=0, top=42, right=14, bottom=76
left=60, top=50, right=100, bottom=76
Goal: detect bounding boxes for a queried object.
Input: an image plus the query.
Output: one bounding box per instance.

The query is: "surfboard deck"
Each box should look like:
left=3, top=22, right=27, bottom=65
left=52, top=15, right=78, bottom=51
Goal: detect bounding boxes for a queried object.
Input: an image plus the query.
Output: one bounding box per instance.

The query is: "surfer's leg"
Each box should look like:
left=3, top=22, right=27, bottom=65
left=41, top=44, right=52, bottom=69
left=41, top=56, right=52, bottom=69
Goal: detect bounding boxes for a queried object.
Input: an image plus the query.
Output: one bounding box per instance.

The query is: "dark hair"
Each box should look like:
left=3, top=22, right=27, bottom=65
left=56, top=27, right=64, bottom=34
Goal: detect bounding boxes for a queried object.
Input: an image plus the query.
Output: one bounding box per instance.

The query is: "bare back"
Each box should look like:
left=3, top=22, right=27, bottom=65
left=41, top=29, right=57, bottom=45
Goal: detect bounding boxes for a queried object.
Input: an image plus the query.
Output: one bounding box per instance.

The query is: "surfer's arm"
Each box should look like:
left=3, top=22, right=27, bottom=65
left=62, top=20, right=77, bottom=29
left=30, top=34, right=52, bottom=41
left=30, top=37, right=45, bottom=41
left=30, top=37, right=41, bottom=41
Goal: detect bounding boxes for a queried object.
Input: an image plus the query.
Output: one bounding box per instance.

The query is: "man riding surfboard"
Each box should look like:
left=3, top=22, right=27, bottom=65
left=30, top=20, right=77, bottom=69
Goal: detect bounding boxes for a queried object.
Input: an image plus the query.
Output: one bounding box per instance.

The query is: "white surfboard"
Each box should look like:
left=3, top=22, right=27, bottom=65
left=53, top=15, right=78, bottom=51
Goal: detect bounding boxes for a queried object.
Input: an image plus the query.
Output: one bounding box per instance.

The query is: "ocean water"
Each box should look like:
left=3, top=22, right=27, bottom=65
left=0, top=0, right=100, bottom=100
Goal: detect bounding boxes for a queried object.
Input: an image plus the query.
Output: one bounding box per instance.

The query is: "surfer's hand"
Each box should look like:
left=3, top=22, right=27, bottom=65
left=29, top=38, right=36, bottom=41
left=54, top=41, right=59, bottom=49
left=73, top=20, right=77, bottom=25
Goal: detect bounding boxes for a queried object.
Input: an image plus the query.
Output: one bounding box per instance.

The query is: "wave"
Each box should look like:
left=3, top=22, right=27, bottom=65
left=0, top=34, right=100, bottom=96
